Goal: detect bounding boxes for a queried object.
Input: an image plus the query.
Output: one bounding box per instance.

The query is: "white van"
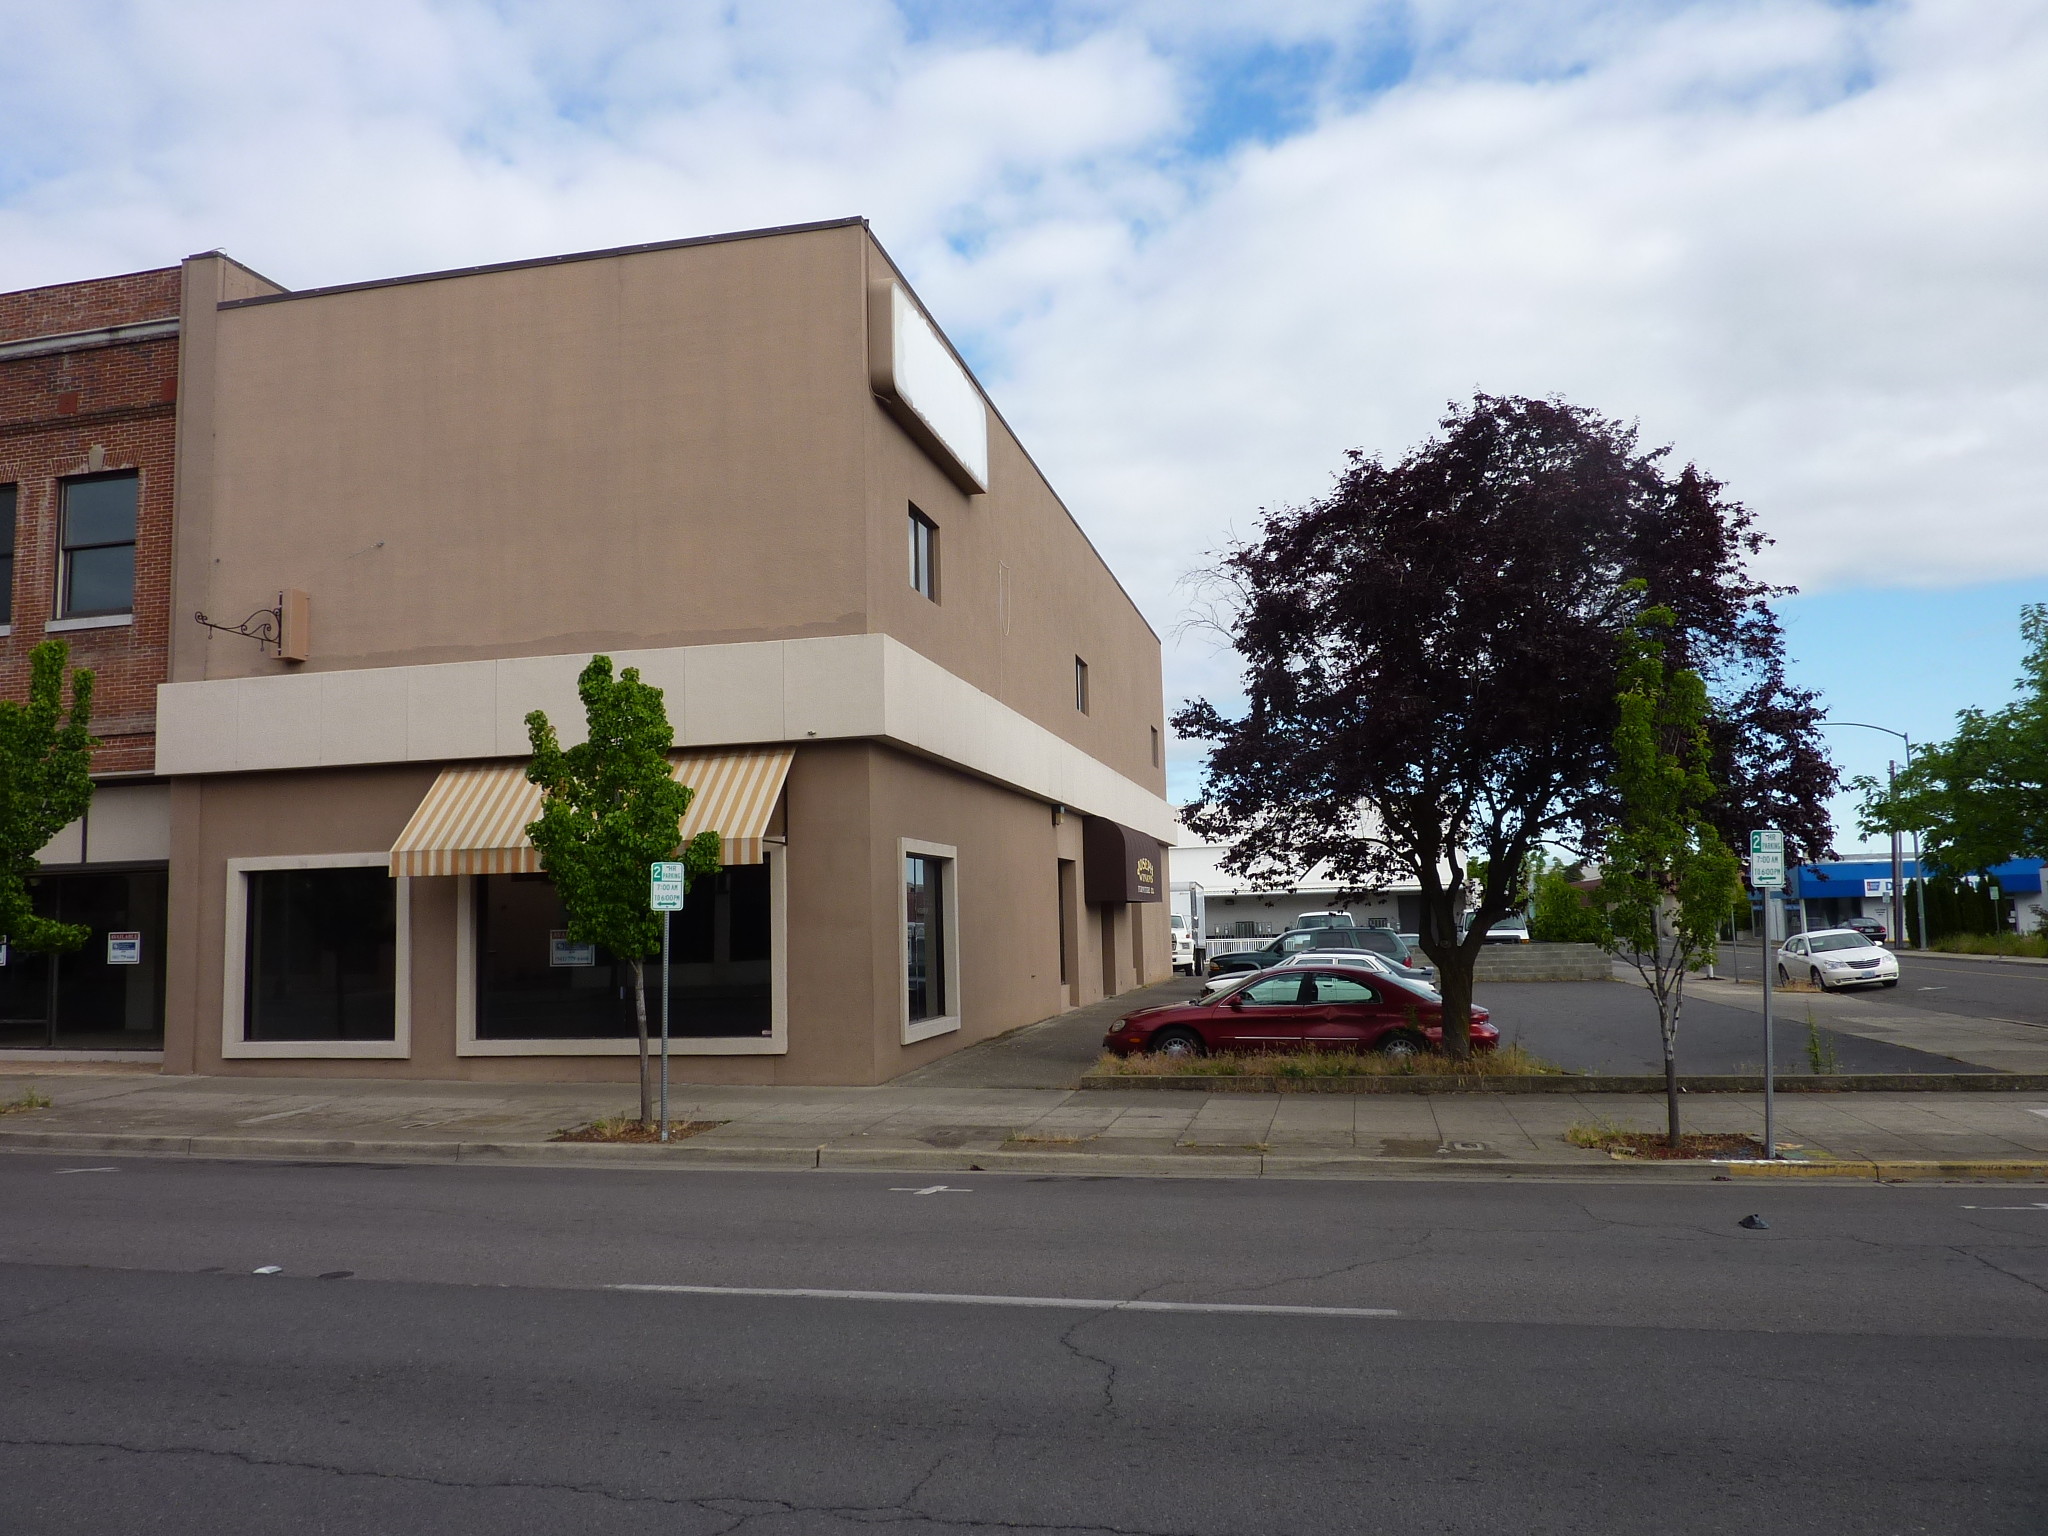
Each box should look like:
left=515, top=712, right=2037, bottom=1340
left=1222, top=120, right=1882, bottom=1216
left=1170, top=912, right=1195, bottom=973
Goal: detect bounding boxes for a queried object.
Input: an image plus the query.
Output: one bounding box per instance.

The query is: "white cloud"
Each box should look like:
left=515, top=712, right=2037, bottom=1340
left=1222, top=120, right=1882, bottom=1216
left=2, top=0, right=2044, bottom=756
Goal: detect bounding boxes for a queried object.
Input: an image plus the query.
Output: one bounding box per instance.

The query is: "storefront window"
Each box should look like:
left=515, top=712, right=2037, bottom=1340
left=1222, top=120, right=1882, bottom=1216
left=0, top=869, right=166, bottom=1050
left=244, top=867, right=397, bottom=1042
left=476, top=865, right=772, bottom=1040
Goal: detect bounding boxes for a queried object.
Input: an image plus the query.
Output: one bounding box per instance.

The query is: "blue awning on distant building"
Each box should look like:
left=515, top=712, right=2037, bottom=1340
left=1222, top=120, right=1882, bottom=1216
left=1792, top=857, right=2043, bottom=898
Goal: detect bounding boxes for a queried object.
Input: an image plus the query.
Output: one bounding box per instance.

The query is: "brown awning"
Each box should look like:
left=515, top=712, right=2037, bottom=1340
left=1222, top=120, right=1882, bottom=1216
left=388, top=748, right=793, bottom=877
left=1083, top=816, right=1164, bottom=904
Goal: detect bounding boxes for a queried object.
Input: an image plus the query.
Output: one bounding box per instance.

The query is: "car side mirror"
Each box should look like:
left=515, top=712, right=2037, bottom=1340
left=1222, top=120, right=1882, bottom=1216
left=1225, top=993, right=1246, bottom=1010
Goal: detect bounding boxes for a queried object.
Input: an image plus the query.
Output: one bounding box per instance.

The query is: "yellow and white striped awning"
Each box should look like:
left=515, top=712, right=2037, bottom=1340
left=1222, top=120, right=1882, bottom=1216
left=388, top=748, right=793, bottom=877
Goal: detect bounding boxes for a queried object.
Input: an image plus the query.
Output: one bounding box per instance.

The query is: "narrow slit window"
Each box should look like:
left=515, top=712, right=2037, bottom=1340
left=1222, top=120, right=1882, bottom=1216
left=1151, top=726, right=1161, bottom=767
left=908, top=505, right=938, bottom=601
left=0, top=484, right=16, bottom=626
left=1074, top=656, right=1090, bottom=714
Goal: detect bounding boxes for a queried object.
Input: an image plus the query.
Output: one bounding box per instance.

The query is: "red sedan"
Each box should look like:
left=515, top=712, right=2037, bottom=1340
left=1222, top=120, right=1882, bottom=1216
left=1104, top=967, right=1496, bottom=1060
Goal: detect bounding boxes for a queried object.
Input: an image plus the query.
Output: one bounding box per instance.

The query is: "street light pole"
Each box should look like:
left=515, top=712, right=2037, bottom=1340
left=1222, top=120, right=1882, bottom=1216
left=1820, top=721, right=1927, bottom=950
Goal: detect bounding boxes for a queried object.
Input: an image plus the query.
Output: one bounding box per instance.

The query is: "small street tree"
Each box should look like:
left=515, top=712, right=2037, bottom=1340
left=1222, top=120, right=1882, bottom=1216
left=526, top=656, right=721, bottom=1127
left=0, top=641, right=99, bottom=959
left=1593, top=600, right=1744, bottom=1148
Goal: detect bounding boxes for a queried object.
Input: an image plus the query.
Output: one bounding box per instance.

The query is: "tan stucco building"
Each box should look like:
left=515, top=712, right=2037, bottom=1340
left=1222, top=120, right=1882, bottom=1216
left=94, top=216, right=1168, bottom=1084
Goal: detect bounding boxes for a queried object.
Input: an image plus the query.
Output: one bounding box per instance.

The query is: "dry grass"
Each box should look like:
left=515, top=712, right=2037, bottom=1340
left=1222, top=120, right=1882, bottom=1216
left=1094, top=1043, right=1564, bottom=1079
left=1566, top=1119, right=1767, bottom=1160
left=1933, top=933, right=2048, bottom=959
left=552, top=1115, right=725, bottom=1144
left=1772, top=974, right=1823, bottom=994
left=0, top=1088, right=52, bottom=1116
left=1003, top=1133, right=1089, bottom=1146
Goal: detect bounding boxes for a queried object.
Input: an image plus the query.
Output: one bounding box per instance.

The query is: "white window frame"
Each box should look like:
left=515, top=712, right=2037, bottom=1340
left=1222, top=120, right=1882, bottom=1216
left=900, top=837, right=961, bottom=1046
left=456, top=843, right=788, bottom=1056
left=221, top=852, right=411, bottom=1060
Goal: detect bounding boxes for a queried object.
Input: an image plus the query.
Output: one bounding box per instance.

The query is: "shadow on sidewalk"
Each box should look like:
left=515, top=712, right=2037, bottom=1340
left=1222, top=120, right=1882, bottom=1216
left=889, top=976, right=1205, bottom=1089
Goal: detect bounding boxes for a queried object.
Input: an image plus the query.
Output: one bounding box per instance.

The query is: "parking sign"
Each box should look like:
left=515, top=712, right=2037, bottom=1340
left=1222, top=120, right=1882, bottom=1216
left=1748, top=829, right=1785, bottom=890
left=649, top=861, right=686, bottom=911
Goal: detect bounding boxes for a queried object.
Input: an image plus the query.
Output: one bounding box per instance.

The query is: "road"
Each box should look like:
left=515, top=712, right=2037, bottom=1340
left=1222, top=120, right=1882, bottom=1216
left=3, top=1153, right=2044, bottom=1533
left=1714, top=945, right=2048, bottom=1026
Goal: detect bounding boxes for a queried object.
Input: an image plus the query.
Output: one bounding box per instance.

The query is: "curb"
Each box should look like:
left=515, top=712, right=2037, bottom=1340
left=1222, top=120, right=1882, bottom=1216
left=1718, top=1158, right=2048, bottom=1182
left=1076, top=1072, right=2048, bottom=1094
left=0, top=1127, right=1692, bottom=1180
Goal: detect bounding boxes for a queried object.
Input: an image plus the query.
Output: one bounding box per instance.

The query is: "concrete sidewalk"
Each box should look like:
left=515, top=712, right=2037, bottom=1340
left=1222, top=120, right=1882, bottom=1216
left=6, top=1063, right=2048, bottom=1179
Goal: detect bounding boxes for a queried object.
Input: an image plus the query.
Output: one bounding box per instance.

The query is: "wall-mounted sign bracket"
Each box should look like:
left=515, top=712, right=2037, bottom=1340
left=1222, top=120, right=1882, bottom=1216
left=195, top=588, right=310, bottom=661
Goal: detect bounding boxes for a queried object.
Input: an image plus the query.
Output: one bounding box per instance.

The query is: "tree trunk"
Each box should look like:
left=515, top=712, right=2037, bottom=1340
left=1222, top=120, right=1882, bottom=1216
left=1437, top=950, right=1475, bottom=1061
left=632, top=958, right=652, bottom=1127
left=1663, top=1031, right=1681, bottom=1149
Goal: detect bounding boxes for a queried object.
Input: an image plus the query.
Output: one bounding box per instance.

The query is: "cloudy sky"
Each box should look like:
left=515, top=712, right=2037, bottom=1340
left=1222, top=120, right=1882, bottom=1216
left=5, top=0, right=2043, bottom=849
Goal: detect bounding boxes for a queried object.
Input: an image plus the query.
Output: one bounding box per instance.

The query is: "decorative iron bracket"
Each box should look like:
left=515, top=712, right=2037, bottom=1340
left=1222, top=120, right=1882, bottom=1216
left=194, top=596, right=283, bottom=654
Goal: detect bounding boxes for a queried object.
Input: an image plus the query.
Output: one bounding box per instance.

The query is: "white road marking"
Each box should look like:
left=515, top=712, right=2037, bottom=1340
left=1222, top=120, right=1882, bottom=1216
left=2026, top=1108, right=2048, bottom=1122
left=1916, top=986, right=1946, bottom=992
left=609, top=1283, right=1399, bottom=1319
left=56, top=1166, right=118, bottom=1174
left=890, top=1185, right=971, bottom=1195
left=1961, top=1204, right=2048, bottom=1211
left=252, top=1266, right=283, bottom=1274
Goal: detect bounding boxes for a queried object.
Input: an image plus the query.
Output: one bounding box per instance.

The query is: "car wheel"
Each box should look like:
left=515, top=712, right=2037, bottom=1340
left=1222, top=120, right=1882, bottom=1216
left=1880, top=978, right=1898, bottom=988
left=1776, top=963, right=1790, bottom=984
left=1810, top=966, right=1830, bottom=992
left=1378, top=1033, right=1425, bottom=1061
left=1150, top=1027, right=1206, bottom=1060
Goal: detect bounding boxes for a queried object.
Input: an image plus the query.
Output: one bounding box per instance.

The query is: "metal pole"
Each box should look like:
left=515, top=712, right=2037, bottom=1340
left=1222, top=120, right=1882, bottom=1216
left=659, top=909, right=671, bottom=1143
left=1762, top=891, right=1777, bottom=1160
left=1911, top=827, right=1927, bottom=950
left=1888, top=760, right=1905, bottom=949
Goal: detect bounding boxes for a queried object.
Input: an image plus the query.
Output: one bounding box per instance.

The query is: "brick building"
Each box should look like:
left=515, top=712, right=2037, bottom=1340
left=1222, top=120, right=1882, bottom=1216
left=0, top=268, right=189, bottom=1052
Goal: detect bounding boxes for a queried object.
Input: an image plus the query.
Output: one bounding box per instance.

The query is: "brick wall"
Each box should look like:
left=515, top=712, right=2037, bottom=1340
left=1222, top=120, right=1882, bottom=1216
left=0, top=268, right=180, bottom=773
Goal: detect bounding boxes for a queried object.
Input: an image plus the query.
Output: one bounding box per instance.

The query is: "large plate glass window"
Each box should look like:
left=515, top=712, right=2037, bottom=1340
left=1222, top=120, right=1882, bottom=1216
left=0, top=869, right=167, bottom=1050
left=58, top=472, right=138, bottom=619
left=243, top=867, right=397, bottom=1041
left=475, top=866, right=772, bottom=1039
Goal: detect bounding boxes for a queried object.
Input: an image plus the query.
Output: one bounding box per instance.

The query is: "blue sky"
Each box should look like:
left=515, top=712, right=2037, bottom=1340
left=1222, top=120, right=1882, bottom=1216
left=3, top=0, right=2042, bottom=855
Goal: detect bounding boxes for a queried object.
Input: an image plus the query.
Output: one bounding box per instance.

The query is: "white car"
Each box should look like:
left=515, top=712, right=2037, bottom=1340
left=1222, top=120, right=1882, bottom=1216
left=1777, top=929, right=1901, bottom=991
left=1170, top=913, right=1195, bottom=974
left=1198, top=948, right=1442, bottom=1002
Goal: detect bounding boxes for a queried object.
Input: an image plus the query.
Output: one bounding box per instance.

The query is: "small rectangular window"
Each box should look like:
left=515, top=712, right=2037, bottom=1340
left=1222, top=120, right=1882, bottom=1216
left=0, top=484, right=16, bottom=626
left=1150, top=726, right=1161, bottom=767
left=908, top=505, right=938, bottom=601
left=905, top=853, right=947, bottom=1022
left=1075, top=656, right=1090, bottom=714
left=59, top=472, right=138, bottom=618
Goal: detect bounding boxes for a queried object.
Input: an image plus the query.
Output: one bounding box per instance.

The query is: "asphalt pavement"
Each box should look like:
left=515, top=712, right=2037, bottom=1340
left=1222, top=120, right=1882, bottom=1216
left=2, top=1155, right=2043, bottom=1533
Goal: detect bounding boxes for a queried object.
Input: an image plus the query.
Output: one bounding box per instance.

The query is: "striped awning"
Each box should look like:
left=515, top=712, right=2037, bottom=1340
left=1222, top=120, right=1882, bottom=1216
left=388, top=748, right=794, bottom=877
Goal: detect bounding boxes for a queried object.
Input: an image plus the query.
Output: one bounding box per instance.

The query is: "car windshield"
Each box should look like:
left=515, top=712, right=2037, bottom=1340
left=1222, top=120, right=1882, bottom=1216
left=1807, top=933, right=1871, bottom=953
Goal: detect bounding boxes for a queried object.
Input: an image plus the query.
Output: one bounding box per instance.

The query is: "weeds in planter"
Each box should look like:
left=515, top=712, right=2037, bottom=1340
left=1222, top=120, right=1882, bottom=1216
left=1804, top=1009, right=1840, bottom=1075
left=1095, top=1043, right=1564, bottom=1079
left=1566, top=1119, right=1767, bottom=1159
left=1004, top=1133, right=1088, bottom=1146
left=553, top=1115, right=726, bottom=1144
left=0, top=1088, right=52, bottom=1115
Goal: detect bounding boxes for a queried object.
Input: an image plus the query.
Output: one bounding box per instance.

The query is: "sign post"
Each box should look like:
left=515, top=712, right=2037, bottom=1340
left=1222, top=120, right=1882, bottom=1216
left=650, top=862, right=687, bottom=1142
left=1749, top=830, right=1786, bottom=1161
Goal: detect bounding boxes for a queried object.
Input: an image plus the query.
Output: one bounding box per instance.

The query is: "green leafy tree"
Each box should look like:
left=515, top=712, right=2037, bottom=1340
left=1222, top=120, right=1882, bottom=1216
left=525, top=656, right=721, bottom=1126
left=0, top=641, right=99, bottom=958
left=1856, top=604, right=2048, bottom=880
left=1529, top=853, right=1606, bottom=944
left=1594, top=600, right=1745, bottom=1148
